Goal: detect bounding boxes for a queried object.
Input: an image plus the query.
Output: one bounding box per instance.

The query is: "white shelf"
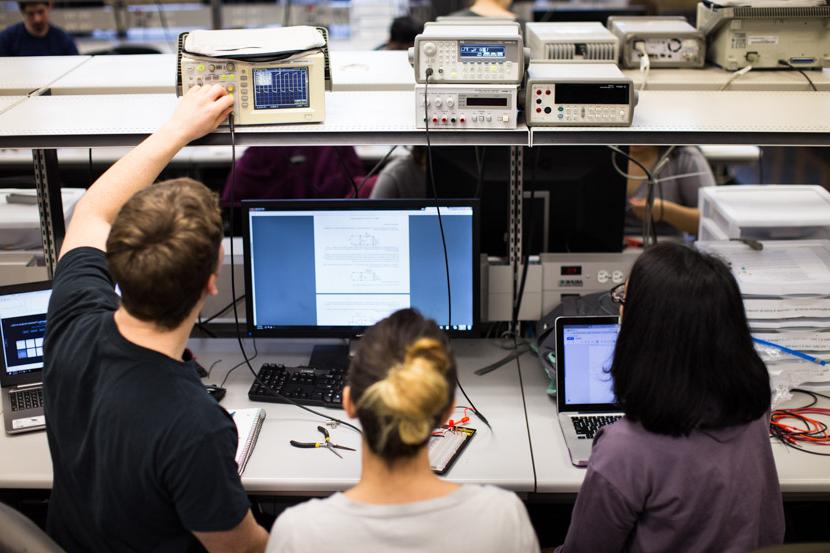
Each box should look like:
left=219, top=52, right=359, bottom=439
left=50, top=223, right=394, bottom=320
left=624, top=67, right=830, bottom=92
left=531, top=90, right=830, bottom=146
left=48, top=54, right=177, bottom=95
left=0, top=91, right=530, bottom=148
left=0, top=56, right=90, bottom=96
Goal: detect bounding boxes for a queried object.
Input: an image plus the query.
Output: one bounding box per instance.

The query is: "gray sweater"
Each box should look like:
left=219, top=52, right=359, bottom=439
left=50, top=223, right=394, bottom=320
left=267, top=484, right=540, bottom=553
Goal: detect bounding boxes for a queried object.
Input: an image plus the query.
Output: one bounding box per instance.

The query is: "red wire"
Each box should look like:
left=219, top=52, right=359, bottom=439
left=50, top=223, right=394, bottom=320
left=770, top=407, right=830, bottom=447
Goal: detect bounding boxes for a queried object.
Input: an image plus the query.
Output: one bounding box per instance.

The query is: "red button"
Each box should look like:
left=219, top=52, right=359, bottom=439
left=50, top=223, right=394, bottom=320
left=536, top=89, right=542, bottom=95
left=545, top=89, right=551, bottom=95
left=459, top=117, right=465, bottom=123
left=441, top=117, right=447, bottom=123
left=432, top=117, right=438, bottom=123
left=536, top=107, right=541, bottom=113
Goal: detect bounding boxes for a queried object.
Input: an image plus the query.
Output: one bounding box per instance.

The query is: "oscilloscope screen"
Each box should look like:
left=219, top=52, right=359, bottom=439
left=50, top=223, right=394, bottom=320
left=253, top=67, right=310, bottom=110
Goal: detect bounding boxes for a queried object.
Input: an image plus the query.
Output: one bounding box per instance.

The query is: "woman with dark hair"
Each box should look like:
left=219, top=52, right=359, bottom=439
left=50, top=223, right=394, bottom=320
left=557, top=242, right=784, bottom=553
left=266, top=309, right=539, bottom=553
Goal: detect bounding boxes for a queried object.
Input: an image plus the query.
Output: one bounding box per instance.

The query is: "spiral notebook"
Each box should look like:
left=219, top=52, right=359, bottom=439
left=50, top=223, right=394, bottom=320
left=230, top=408, right=266, bottom=475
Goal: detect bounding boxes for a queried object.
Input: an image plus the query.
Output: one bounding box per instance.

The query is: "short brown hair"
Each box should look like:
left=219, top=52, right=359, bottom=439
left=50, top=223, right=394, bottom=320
left=106, top=178, right=223, bottom=330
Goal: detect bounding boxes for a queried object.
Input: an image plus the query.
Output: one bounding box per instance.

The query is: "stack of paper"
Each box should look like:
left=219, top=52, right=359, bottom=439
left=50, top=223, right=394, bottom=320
left=697, top=240, right=830, bottom=405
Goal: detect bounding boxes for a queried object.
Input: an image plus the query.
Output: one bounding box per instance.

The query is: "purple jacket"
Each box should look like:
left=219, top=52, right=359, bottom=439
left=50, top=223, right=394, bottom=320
left=222, top=146, right=363, bottom=206
left=557, top=415, right=784, bottom=553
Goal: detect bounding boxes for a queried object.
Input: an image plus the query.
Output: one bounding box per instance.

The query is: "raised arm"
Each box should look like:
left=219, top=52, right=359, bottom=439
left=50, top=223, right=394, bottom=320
left=59, top=84, right=234, bottom=259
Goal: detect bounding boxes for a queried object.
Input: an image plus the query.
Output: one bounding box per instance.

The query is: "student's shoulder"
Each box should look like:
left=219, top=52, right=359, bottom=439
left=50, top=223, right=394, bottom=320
left=0, top=22, right=24, bottom=38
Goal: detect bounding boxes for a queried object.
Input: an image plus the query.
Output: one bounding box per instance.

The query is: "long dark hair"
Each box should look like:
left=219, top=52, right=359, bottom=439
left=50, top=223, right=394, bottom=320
left=611, top=242, right=770, bottom=436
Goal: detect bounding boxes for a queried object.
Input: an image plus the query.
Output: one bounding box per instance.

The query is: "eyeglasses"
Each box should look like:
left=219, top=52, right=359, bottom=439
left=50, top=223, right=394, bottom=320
left=610, top=283, right=626, bottom=305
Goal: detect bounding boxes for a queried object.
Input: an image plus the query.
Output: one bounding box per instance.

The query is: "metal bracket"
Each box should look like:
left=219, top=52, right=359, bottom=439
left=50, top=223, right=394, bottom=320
left=33, top=149, right=65, bottom=279
left=508, top=146, right=524, bottom=333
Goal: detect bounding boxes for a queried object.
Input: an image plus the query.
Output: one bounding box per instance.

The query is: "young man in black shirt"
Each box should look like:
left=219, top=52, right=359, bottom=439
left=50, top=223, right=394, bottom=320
left=43, top=84, right=269, bottom=553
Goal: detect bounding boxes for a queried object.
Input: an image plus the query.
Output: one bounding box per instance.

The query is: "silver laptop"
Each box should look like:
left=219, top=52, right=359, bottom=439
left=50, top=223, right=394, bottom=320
left=555, top=315, right=623, bottom=467
left=0, top=281, right=51, bottom=435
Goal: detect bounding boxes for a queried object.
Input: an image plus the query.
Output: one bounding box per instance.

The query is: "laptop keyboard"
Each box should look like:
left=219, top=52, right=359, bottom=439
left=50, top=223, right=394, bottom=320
left=572, top=414, right=622, bottom=439
left=10, top=388, right=43, bottom=412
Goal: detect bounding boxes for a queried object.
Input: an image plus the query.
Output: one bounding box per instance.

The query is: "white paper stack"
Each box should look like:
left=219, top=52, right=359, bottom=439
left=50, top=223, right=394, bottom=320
left=696, top=240, right=830, bottom=405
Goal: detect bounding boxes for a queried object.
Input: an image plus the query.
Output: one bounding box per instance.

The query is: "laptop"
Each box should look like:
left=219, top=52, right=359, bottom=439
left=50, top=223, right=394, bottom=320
left=0, top=281, right=51, bottom=435
left=555, top=315, right=623, bottom=467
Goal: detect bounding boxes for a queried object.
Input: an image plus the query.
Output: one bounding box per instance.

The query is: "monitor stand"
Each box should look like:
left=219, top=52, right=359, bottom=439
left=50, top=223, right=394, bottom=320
left=308, top=343, right=351, bottom=372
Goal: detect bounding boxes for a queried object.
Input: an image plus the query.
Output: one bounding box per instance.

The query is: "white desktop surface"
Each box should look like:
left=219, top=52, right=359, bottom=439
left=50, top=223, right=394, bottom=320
left=330, top=50, right=415, bottom=92
left=0, top=56, right=90, bottom=95
left=519, top=351, right=830, bottom=494
left=0, top=339, right=535, bottom=493
left=0, top=188, right=85, bottom=250
left=48, top=54, right=177, bottom=95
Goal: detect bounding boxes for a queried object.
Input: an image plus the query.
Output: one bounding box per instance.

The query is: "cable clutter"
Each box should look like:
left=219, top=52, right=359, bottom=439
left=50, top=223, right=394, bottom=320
left=770, top=389, right=830, bottom=456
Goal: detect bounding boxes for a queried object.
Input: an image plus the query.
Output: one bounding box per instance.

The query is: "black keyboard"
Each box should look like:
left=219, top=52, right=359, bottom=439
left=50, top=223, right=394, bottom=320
left=248, top=363, right=345, bottom=409
left=10, top=388, right=43, bottom=412
left=571, top=414, right=622, bottom=440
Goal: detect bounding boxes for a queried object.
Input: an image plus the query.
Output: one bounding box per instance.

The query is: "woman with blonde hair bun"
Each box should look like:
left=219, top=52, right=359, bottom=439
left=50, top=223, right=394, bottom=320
left=266, top=308, right=539, bottom=553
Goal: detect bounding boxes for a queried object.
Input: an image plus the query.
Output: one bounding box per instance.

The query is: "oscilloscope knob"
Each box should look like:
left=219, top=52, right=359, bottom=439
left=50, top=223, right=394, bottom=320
left=423, top=42, right=437, bottom=57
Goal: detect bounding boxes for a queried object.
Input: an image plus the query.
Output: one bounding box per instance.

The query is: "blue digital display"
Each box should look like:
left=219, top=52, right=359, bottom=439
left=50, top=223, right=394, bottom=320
left=253, top=67, right=309, bottom=110
left=459, top=44, right=505, bottom=58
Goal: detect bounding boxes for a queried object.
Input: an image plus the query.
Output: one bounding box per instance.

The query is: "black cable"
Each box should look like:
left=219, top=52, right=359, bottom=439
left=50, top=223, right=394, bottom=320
left=200, top=295, right=245, bottom=325
left=220, top=339, right=259, bottom=388
left=423, top=69, right=452, bottom=330
left=332, top=146, right=360, bottom=198
left=355, top=145, right=398, bottom=197
left=778, top=60, right=818, bottom=91
left=227, top=114, right=362, bottom=434
left=608, top=146, right=658, bottom=246
left=423, top=69, right=490, bottom=430
left=473, top=146, right=487, bottom=199
left=769, top=389, right=830, bottom=457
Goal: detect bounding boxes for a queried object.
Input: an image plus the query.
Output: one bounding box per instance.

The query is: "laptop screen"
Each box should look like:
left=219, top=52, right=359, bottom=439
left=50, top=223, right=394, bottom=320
left=0, top=288, right=51, bottom=378
left=562, top=322, right=619, bottom=407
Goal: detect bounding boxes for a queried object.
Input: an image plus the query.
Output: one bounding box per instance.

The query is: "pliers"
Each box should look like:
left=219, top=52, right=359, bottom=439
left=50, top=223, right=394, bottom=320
left=290, top=425, right=356, bottom=458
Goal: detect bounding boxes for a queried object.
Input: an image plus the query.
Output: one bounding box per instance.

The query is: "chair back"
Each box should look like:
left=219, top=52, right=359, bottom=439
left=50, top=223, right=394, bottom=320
left=0, top=502, right=65, bottom=553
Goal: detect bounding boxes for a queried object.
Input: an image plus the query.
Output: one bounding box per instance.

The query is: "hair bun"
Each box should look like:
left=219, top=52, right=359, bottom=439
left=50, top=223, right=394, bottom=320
left=358, top=337, right=452, bottom=446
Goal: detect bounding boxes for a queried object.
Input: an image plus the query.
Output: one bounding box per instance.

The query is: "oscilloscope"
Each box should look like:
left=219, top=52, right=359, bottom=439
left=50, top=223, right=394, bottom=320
left=177, top=26, right=329, bottom=126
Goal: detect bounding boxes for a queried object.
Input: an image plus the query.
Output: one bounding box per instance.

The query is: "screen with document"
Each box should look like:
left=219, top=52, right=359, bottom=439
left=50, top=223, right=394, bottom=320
left=244, top=200, right=478, bottom=336
left=0, top=288, right=50, bottom=377
left=562, top=323, right=619, bottom=406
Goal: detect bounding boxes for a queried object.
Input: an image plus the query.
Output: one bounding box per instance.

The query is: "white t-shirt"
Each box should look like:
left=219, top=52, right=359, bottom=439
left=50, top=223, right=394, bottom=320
left=267, top=484, right=540, bottom=553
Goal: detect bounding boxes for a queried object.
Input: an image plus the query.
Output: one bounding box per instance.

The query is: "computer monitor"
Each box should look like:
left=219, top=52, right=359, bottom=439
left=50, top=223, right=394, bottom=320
left=429, top=146, right=626, bottom=256
left=242, top=199, right=479, bottom=339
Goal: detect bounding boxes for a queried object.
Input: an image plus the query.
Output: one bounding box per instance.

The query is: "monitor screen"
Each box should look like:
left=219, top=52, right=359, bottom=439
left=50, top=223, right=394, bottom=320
left=253, top=67, right=310, bottom=110
left=0, top=288, right=51, bottom=378
left=429, top=146, right=626, bottom=256
left=243, top=200, right=478, bottom=337
left=562, top=323, right=619, bottom=406
left=459, top=44, right=505, bottom=58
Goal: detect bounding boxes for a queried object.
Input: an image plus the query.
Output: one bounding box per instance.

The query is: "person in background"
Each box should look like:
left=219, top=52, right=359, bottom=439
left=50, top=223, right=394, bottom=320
left=266, top=309, right=540, bottom=553
left=369, top=146, right=427, bottom=199
left=384, top=15, right=423, bottom=50
left=626, top=145, right=716, bottom=236
left=0, top=1, right=78, bottom=56
left=449, top=0, right=517, bottom=19
left=556, top=242, right=784, bottom=553
left=221, top=146, right=363, bottom=205
left=43, top=84, right=268, bottom=553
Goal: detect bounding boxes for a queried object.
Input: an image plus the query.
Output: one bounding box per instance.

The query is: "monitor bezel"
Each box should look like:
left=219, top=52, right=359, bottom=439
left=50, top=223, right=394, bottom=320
left=0, top=280, right=52, bottom=388
left=242, top=198, right=480, bottom=339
